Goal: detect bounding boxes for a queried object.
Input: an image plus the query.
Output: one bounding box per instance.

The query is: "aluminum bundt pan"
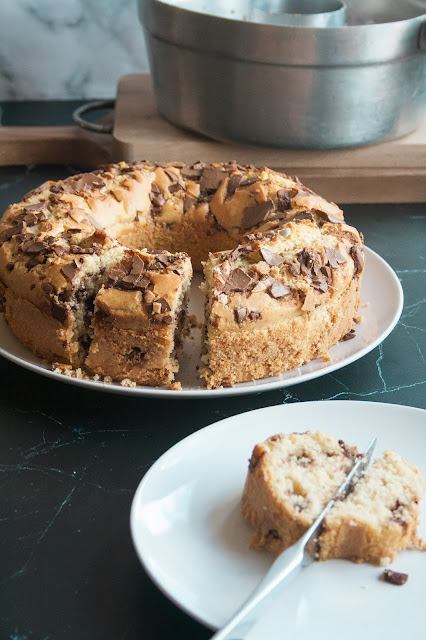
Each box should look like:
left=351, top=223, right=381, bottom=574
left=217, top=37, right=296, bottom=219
left=139, top=0, right=426, bottom=149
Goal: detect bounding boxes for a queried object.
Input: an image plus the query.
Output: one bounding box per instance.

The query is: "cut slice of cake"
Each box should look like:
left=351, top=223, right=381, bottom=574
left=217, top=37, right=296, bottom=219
left=319, top=449, right=425, bottom=564
left=241, top=431, right=358, bottom=553
left=202, top=217, right=363, bottom=389
left=242, top=432, right=425, bottom=564
left=85, top=248, right=192, bottom=386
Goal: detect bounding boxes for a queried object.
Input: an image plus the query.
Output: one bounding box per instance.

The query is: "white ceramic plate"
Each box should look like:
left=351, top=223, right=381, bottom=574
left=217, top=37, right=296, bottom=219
left=130, top=401, right=426, bottom=639
left=0, top=246, right=402, bottom=397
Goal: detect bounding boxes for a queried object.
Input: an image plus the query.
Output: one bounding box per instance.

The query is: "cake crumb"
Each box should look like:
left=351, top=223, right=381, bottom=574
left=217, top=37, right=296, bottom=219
left=188, top=314, right=199, bottom=328
left=120, top=378, right=137, bottom=388
left=165, top=381, right=182, bottom=391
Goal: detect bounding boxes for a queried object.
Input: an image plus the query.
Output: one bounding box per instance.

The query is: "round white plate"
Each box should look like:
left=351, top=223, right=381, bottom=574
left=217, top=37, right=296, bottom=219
left=0, top=246, right=402, bottom=397
left=130, top=401, right=426, bottom=639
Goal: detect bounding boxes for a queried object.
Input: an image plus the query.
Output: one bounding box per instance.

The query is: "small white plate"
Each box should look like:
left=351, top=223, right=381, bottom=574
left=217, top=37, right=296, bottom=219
left=130, top=401, right=426, bottom=639
left=0, top=246, right=402, bottom=397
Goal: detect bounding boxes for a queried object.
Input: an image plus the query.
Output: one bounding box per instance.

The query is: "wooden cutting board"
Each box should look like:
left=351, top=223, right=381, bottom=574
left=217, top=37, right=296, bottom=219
left=1, top=73, right=425, bottom=203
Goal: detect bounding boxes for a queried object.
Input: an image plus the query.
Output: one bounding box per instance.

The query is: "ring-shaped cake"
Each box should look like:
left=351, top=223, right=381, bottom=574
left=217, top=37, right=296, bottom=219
left=0, top=161, right=365, bottom=388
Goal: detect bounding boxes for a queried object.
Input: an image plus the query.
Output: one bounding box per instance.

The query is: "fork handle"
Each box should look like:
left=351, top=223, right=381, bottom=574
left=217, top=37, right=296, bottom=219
left=210, top=542, right=306, bottom=640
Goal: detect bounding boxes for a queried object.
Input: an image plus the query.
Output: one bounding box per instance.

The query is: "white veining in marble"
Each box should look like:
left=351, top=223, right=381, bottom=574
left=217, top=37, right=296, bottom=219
left=0, top=0, right=149, bottom=99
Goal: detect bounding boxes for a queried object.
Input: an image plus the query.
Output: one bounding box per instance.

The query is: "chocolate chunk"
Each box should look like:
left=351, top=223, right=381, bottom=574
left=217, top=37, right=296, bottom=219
left=67, top=173, right=106, bottom=193
left=168, top=183, right=181, bottom=194
left=340, top=329, right=356, bottom=341
left=223, top=268, right=253, bottom=294
left=61, top=260, right=80, bottom=283
left=225, top=174, right=242, bottom=200
left=20, top=240, right=46, bottom=254
left=191, top=161, right=207, bottom=170
left=234, top=308, right=247, bottom=324
left=242, top=200, right=274, bottom=229
left=239, top=177, right=261, bottom=188
left=325, top=248, right=347, bottom=268
left=316, top=210, right=343, bottom=224
left=150, top=190, right=165, bottom=208
left=381, top=570, right=408, bottom=586
left=260, top=247, right=284, bottom=266
left=350, top=243, right=365, bottom=275
left=155, top=297, right=172, bottom=313
left=200, top=167, right=228, bottom=192
left=108, top=267, right=126, bottom=285
left=164, top=169, right=178, bottom=183
left=130, top=255, right=145, bottom=275
left=312, top=278, right=328, bottom=293
left=180, top=167, right=203, bottom=179
left=4, top=221, right=27, bottom=240
left=23, top=202, right=48, bottom=213
left=183, top=194, right=197, bottom=212
left=276, top=187, right=297, bottom=211
left=248, top=310, right=261, bottom=321
left=269, top=279, right=290, bottom=299
left=290, top=211, right=314, bottom=222
left=51, top=243, right=66, bottom=256
left=51, top=301, right=68, bottom=323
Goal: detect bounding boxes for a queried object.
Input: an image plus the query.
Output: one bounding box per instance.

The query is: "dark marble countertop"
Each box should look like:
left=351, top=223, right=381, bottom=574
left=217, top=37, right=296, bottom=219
left=0, top=102, right=425, bottom=640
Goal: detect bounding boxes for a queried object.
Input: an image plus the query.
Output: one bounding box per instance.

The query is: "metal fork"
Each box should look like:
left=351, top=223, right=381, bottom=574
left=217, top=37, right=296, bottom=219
left=211, top=437, right=377, bottom=640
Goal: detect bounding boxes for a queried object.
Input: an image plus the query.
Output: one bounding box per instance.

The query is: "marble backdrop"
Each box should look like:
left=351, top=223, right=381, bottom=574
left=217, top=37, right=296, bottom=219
left=0, top=0, right=149, bottom=99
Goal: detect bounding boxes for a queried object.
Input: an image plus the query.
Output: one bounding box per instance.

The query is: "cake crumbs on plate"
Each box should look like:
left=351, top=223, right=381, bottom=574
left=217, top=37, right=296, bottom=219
left=165, top=381, right=182, bottom=391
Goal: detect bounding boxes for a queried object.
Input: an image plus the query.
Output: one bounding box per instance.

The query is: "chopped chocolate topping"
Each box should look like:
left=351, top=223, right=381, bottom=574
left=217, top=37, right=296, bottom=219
left=381, top=570, right=408, bottom=586
left=239, top=177, right=261, bottom=188
left=222, top=268, right=253, bottom=294
left=350, top=243, right=365, bottom=275
left=155, top=297, right=172, bottom=313
left=242, top=200, right=274, bottom=229
left=260, top=247, right=284, bottom=266
left=325, top=248, right=347, bottom=269
left=248, top=310, right=261, bottom=321
left=61, top=260, right=80, bottom=283
left=200, top=167, right=228, bottom=192
left=316, top=210, right=343, bottom=224
left=289, top=211, right=314, bottom=222
left=4, top=221, right=27, bottom=240
left=180, top=167, right=203, bottom=179
left=225, top=174, right=242, bottom=200
left=269, top=278, right=290, bottom=299
left=276, top=187, right=298, bottom=211
left=23, top=203, right=48, bottom=216
left=234, top=307, right=247, bottom=324
left=183, top=194, right=197, bottom=212
left=150, top=189, right=165, bottom=208
left=20, top=240, right=47, bottom=254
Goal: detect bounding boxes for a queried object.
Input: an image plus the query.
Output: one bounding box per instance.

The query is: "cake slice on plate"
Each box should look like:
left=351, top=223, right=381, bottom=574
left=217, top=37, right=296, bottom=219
left=242, top=431, right=425, bottom=564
